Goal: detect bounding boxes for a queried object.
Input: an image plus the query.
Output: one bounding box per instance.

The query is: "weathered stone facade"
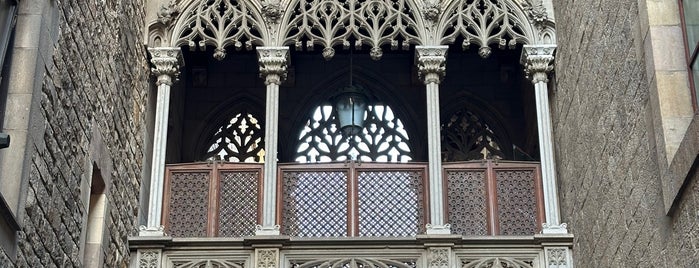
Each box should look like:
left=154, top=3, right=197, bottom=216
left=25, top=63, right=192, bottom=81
left=553, top=0, right=699, bottom=266
left=0, top=0, right=150, bottom=267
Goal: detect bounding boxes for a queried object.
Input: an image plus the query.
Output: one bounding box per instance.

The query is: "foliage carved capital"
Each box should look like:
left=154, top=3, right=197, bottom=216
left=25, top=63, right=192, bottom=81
left=415, top=46, right=448, bottom=85
left=257, top=47, right=290, bottom=85
left=521, top=45, right=556, bottom=84
left=149, top=47, right=184, bottom=87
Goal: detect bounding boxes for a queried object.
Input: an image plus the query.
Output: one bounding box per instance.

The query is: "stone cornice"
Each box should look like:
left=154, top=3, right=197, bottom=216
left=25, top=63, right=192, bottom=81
left=415, top=46, right=448, bottom=85
left=148, top=47, right=184, bottom=86
left=257, top=47, right=290, bottom=85
left=521, top=45, right=556, bottom=84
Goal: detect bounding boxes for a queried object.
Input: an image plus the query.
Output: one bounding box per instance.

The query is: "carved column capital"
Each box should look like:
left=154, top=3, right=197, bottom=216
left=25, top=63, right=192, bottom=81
left=521, top=45, right=556, bottom=84
left=257, top=47, right=290, bottom=85
left=148, top=47, right=184, bottom=87
left=415, top=45, right=448, bottom=85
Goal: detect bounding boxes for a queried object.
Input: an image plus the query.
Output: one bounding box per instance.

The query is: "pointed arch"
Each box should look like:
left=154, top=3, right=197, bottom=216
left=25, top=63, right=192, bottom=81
left=193, top=95, right=266, bottom=162
left=170, top=0, right=268, bottom=59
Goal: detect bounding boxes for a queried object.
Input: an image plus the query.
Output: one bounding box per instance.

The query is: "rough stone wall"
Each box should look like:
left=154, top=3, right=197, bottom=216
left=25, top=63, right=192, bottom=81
left=552, top=0, right=699, bottom=266
left=0, top=0, right=150, bottom=267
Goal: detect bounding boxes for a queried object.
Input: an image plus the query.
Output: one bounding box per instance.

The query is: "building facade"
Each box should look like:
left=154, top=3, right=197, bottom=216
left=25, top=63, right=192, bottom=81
left=0, top=0, right=696, bottom=267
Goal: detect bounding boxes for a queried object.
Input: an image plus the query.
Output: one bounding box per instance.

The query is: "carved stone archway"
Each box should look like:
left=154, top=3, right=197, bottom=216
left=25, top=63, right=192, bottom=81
left=148, top=0, right=556, bottom=60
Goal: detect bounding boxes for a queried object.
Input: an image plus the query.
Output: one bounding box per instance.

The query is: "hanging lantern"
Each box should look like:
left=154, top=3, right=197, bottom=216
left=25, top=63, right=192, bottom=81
left=334, top=84, right=368, bottom=137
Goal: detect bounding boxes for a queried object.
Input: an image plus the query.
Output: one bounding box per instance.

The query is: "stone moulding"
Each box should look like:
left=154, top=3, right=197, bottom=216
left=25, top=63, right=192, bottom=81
left=147, top=0, right=556, bottom=60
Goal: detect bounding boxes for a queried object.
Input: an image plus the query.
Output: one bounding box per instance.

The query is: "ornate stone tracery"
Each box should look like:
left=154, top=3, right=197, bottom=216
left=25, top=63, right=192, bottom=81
left=149, top=0, right=555, bottom=59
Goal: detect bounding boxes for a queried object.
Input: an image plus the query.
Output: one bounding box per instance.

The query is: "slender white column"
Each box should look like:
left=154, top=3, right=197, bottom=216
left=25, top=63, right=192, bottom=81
left=256, top=47, right=289, bottom=236
left=416, top=46, right=450, bottom=235
left=521, top=45, right=567, bottom=234
left=140, top=47, right=183, bottom=236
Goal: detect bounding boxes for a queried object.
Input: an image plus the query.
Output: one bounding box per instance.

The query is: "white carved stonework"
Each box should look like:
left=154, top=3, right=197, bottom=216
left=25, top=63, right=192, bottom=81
left=520, top=45, right=566, bottom=235
left=437, top=0, right=532, bottom=57
left=148, top=0, right=556, bottom=58
left=416, top=45, right=449, bottom=233
left=289, top=258, right=418, bottom=268
left=521, top=45, right=555, bottom=84
left=172, top=260, right=246, bottom=268
left=256, top=249, right=279, bottom=268
left=149, top=47, right=184, bottom=86
left=425, top=223, right=451, bottom=235
left=257, top=47, right=290, bottom=85
left=139, top=250, right=162, bottom=268
left=139, top=225, right=166, bottom=237
left=461, top=257, right=534, bottom=268
left=428, top=247, right=450, bottom=268
left=256, top=46, right=289, bottom=236
left=157, top=1, right=180, bottom=26
left=542, top=223, right=568, bottom=234
left=144, top=47, right=184, bottom=237
left=415, top=46, right=448, bottom=84
left=255, top=224, right=281, bottom=236
left=544, top=247, right=570, bottom=268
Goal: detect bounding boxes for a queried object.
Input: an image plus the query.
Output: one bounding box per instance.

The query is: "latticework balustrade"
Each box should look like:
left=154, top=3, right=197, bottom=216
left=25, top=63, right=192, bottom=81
left=162, top=160, right=543, bottom=237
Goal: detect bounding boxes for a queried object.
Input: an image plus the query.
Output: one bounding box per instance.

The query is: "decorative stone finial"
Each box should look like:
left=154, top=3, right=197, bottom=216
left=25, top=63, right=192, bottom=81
left=148, top=47, right=184, bottom=87
left=415, top=46, right=448, bottom=85
left=157, top=1, right=179, bottom=26
left=422, top=0, right=441, bottom=23
left=521, top=45, right=556, bottom=84
left=262, top=0, right=283, bottom=23
left=523, top=0, right=548, bottom=30
left=257, top=47, right=290, bottom=85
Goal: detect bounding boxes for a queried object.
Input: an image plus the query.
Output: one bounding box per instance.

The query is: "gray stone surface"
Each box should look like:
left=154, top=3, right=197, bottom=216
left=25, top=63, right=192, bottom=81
left=0, top=0, right=150, bottom=267
left=552, top=0, right=699, bottom=266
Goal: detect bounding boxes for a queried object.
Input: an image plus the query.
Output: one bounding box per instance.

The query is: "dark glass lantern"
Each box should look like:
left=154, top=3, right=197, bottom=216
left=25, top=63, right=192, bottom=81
left=334, top=84, right=368, bottom=137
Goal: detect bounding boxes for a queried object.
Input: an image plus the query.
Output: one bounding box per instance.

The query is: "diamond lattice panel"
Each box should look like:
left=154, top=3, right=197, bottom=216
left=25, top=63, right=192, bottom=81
left=218, top=171, right=259, bottom=237
left=446, top=170, right=489, bottom=235
left=167, top=172, right=210, bottom=237
left=282, top=171, right=348, bottom=237
left=495, top=170, right=538, bottom=235
left=357, top=171, right=424, bottom=236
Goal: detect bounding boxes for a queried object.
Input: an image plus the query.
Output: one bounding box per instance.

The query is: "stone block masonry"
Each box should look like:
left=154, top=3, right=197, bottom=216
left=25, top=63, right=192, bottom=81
left=552, top=0, right=699, bottom=266
left=0, top=0, right=150, bottom=267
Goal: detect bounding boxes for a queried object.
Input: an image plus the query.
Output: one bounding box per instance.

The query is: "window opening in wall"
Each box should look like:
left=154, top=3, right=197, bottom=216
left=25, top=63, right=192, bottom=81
left=204, top=112, right=265, bottom=162
left=295, top=104, right=412, bottom=163
left=680, top=0, right=699, bottom=109
left=83, top=165, right=107, bottom=268
left=441, top=108, right=507, bottom=161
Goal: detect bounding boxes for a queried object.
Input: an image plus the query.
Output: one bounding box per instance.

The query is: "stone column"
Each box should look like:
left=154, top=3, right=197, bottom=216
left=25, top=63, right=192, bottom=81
left=256, top=47, right=289, bottom=235
left=415, top=46, right=450, bottom=235
left=520, top=45, right=567, bottom=234
left=140, top=47, right=183, bottom=236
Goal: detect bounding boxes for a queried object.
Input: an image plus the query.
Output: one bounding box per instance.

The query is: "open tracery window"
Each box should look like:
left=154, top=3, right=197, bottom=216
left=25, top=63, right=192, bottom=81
left=295, top=104, right=412, bottom=163
left=441, top=108, right=507, bottom=161
left=204, top=112, right=265, bottom=162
